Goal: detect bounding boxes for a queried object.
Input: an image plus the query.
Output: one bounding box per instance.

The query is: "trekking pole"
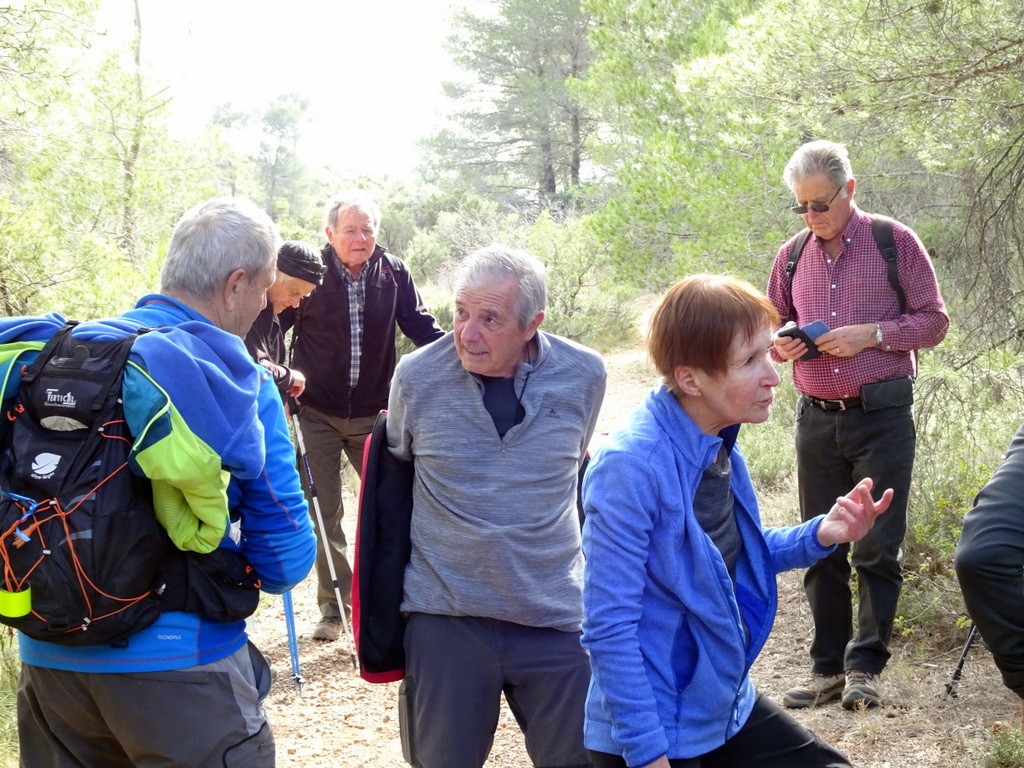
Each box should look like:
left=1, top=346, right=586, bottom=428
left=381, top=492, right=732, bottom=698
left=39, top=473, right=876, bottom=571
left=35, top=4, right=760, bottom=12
left=289, top=403, right=359, bottom=672
left=282, top=589, right=303, bottom=694
left=945, top=621, right=979, bottom=699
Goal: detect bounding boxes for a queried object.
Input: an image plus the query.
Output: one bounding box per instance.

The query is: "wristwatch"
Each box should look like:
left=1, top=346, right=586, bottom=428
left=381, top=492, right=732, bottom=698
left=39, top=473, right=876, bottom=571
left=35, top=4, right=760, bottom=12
left=875, top=324, right=884, bottom=347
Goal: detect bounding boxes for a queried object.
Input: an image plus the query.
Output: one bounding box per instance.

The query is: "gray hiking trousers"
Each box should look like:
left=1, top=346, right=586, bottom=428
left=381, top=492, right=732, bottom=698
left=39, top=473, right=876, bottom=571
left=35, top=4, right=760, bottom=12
left=401, top=612, right=591, bottom=768
left=17, top=641, right=274, bottom=768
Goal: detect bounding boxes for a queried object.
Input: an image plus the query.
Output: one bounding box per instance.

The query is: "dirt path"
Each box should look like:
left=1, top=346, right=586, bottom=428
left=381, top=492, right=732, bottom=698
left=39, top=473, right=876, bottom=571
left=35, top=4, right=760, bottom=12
left=247, top=348, right=1016, bottom=767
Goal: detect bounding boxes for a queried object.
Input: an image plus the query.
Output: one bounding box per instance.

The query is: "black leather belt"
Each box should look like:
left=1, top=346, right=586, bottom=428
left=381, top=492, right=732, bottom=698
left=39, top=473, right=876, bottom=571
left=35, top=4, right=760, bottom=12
left=804, top=395, right=862, bottom=411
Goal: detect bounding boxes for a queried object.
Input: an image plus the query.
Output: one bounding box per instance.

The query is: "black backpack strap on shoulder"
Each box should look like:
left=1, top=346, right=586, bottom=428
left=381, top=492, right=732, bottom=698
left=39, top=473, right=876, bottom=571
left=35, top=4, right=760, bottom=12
left=871, top=217, right=907, bottom=315
left=88, top=326, right=149, bottom=414
left=21, top=322, right=78, bottom=385
left=783, top=229, right=812, bottom=324
left=91, top=333, right=140, bottom=414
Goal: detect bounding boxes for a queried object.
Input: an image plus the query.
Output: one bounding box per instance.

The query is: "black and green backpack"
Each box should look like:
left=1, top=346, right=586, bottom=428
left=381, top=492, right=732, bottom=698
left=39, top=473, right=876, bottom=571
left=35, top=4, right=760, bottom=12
left=0, top=323, right=170, bottom=646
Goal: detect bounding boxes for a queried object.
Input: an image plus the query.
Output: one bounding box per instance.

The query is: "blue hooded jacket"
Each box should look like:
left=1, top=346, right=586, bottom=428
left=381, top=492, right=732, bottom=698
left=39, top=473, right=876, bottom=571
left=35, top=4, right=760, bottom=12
left=1, top=297, right=315, bottom=672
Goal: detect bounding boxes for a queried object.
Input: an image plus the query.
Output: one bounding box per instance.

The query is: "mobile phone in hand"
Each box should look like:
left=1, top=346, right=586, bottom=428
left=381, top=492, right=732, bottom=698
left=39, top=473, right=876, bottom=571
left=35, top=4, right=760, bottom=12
left=777, top=320, right=830, bottom=360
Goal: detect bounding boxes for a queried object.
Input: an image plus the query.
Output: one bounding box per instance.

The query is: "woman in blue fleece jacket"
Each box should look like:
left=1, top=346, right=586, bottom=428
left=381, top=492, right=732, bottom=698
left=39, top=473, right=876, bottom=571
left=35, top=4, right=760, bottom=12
left=581, top=275, right=892, bottom=768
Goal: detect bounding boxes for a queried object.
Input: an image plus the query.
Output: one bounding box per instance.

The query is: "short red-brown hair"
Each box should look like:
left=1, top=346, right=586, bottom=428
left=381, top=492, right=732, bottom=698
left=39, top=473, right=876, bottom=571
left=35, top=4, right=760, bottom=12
left=647, top=274, right=779, bottom=391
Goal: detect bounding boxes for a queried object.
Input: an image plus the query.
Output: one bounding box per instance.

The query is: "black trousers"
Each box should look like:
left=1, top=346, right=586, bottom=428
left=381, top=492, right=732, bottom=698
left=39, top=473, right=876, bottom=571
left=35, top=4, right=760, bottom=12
left=587, top=694, right=850, bottom=768
left=795, top=398, right=915, bottom=675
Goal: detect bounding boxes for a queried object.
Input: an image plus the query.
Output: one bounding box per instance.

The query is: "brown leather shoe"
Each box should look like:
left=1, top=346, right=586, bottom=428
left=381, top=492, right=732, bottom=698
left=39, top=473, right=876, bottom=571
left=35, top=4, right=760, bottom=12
left=782, top=673, right=844, bottom=709
left=312, top=616, right=343, bottom=642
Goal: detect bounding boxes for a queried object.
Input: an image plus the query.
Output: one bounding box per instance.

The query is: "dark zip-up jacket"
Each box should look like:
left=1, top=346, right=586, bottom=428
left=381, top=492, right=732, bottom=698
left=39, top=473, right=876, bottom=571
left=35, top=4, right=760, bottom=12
left=281, top=244, right=444, bottom=419
left=956, top=422, right=1024, bottom=698
left=244, top=305, right=293, bottom=398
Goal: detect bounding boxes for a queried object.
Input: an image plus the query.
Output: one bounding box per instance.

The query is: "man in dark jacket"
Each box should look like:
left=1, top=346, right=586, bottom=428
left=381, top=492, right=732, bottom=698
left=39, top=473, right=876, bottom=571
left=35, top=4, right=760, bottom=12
left=282, top=189, right=444, bottom=641
left=245, top=240, right=326, bottom=402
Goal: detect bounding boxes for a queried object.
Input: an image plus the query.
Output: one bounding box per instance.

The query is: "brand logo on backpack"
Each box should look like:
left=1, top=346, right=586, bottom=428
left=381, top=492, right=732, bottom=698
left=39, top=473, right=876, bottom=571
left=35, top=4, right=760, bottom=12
left=44, top=387, right=76, bottom=409
left=30, top=452, right=61, bottom=480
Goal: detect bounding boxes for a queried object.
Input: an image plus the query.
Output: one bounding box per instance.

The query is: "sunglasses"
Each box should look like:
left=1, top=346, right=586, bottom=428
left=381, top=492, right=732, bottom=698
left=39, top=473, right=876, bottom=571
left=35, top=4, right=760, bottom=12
left=791, top=186, right=843, bottom=215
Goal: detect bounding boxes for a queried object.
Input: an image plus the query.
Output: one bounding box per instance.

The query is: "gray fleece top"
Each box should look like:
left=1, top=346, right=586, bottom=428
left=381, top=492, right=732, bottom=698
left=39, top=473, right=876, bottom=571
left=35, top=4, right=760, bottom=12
left=387, top=330, right=607, bottom=632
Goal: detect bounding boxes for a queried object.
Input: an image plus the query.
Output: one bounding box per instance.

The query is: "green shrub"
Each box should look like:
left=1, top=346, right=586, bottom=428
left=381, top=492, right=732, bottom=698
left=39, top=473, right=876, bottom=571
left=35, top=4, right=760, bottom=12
left=0, top=633, right=19, bottom=766
left=893, top=350, right=1024, bottom=647
left=741, top=372, right=799, bottom=493
left=985, top=725, right=1024, bottom=768
left=527, top=212, right=639, bottom=351
left=394, top=295, right=453, bottom=363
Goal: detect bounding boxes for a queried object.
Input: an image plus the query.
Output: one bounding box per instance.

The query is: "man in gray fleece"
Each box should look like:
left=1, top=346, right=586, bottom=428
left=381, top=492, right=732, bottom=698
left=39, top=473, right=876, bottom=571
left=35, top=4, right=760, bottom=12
left=387, top=244, right=606, bottom=768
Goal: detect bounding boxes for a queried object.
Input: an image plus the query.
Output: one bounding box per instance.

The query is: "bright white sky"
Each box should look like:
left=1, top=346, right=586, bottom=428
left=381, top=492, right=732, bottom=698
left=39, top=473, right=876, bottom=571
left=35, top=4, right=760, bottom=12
left=95, top=0, right=464, bottom=181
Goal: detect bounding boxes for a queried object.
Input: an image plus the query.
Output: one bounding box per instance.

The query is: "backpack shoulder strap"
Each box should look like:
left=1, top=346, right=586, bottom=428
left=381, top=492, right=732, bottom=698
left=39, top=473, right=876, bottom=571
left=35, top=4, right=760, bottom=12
left=21, top=322, right=78, bottom=385
left=783, top=229, right=813, bottom=323
left=93, top=332, right=141, bottom=413
left=871, top=217, right=907, bottom=315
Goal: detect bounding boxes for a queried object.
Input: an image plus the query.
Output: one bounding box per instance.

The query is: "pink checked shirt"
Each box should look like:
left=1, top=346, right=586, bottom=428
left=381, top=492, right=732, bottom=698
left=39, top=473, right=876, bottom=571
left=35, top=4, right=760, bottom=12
left=767, top=207, right=949, bottom=400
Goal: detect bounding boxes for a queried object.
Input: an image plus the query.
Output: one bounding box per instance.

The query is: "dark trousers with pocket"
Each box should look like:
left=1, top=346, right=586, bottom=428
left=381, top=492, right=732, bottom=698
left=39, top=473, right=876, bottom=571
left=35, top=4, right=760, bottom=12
left=588, top=694, right=850, bottom=768
left=17, top=641, right=274, bottom=768
left=401, top=612, right=591, bottom=768
left=795, top=395, right=915, bottom=676
left=298, top=405, right=377, bottom=619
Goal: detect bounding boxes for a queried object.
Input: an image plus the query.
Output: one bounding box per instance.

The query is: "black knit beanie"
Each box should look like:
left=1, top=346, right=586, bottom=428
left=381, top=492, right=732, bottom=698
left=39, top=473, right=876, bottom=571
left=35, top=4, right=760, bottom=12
left=277, top=240, right=327, bottom=285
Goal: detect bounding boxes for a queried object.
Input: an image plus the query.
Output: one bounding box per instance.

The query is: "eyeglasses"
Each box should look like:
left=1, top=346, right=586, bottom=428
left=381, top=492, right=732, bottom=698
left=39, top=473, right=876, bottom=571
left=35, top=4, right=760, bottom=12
left=791, top=186, right=843, bottom=215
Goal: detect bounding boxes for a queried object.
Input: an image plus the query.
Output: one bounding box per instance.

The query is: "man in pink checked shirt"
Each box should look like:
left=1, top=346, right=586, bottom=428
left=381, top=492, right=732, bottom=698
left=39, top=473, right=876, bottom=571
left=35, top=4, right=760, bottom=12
left=767, top=139, right=949, bottom=712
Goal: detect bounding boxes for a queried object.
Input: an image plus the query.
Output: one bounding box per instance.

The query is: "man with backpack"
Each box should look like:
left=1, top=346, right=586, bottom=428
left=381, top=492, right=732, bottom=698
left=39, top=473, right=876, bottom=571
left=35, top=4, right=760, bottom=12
left=767, top=140, right=949, bottom=711
left=0, top=196, right=316, bottom=767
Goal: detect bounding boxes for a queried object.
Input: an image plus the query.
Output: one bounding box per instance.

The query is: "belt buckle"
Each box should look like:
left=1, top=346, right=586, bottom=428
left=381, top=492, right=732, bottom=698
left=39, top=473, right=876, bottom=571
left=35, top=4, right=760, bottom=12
left=815, top=397, right=844, bottom=411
